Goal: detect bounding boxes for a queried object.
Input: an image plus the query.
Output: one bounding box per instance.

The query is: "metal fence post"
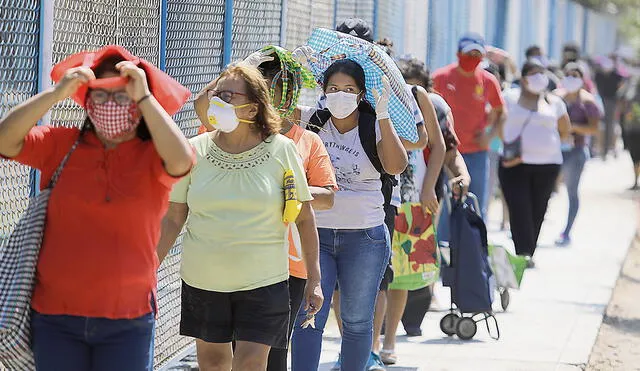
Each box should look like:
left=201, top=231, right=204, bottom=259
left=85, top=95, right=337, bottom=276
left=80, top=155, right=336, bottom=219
left=494, top=0, right=508, bottom=49
left=565, top=1, right=575, bottom=43
left=280, top=0, right=288, bottom=47
left=223, top=0, right=234, bottom=67
left=581, top=8, right=589, bottom=52
left=548, top=0, right=556, bottom=60
left=333, top=0, right=338, bottom=29
left=427, top=0, right=434, bottom=68
left=372, top=0, right=379, bottom=40
left=31, top=0, right=54, bottom=197
left=159, top=0, right=168, bottom=71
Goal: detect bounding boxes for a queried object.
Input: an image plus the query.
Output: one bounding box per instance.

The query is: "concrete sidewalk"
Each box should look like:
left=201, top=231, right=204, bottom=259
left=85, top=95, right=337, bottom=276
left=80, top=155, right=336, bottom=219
left=317, top=155, right=638, bottom=371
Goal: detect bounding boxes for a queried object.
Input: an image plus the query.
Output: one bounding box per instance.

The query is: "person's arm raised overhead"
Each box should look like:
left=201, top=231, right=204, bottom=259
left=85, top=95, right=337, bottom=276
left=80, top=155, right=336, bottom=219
left=375, top=77, right=408, bottom=175
left=0, top=66, right=95, bottom=158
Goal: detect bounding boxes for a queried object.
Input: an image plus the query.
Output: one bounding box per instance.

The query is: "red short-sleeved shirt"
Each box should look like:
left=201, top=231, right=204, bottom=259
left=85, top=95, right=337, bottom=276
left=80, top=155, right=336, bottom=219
left=7, top=126, right=185, bottom=319
left=433, top=63, right=505, bottom=154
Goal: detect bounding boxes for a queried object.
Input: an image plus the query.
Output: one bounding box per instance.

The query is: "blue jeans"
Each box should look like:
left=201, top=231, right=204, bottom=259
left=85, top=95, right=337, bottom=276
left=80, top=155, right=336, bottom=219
left=438, top=151, right=489, bottom=243
left=290, top=225, right=391, bottom=371
left=31, top=311, right=155, bottom=371
left=561, top=147, right=589, bottom=236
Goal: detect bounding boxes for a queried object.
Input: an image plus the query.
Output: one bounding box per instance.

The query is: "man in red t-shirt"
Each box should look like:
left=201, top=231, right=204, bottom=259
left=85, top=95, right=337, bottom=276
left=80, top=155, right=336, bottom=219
left=432, top=32, right=506, bottom=219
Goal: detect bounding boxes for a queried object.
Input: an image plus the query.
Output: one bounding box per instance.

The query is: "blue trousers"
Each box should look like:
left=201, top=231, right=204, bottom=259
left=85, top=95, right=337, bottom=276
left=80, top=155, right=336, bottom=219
left=31, top=311, right=155, bottom=371
left=291, top=225, right=390, bottom=371
left=561, top=147, right=589, bottom=236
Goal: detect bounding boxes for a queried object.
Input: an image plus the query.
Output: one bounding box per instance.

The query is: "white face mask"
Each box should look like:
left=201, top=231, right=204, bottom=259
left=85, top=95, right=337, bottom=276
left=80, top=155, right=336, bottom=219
left=525, top=73, right=549, bottom=94
left=600, top=58, right=614, bottom=72
left=207, top=97, right=253, bottom=133
left=325, top=91, right=359, bottom=119
left=562, top=76, right=584, bottom=93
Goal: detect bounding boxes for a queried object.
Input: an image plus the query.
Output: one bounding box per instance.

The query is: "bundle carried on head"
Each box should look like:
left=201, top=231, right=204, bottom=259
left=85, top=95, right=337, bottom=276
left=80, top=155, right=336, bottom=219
left=304, top=28, right=419, bottom=142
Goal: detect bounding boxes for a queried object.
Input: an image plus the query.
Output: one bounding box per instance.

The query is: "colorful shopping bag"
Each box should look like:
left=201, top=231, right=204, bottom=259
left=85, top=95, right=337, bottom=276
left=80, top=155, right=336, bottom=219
left=388, top=203, right=440, bottom=290
left=488, top=245, right=527, bottom=289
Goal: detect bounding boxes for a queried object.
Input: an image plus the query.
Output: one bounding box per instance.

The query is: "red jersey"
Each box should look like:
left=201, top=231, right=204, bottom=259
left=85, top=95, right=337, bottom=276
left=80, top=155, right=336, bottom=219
left=433, top=63, right=505, bottom=153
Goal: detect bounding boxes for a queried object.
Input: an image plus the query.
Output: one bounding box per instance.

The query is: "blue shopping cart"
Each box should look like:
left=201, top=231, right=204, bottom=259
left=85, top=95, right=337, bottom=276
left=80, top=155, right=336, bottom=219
left=439, top=192, right=500, bottom=340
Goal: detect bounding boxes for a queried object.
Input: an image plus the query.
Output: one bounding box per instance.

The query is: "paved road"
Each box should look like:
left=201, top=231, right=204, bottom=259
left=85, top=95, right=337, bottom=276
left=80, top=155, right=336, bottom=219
left=318, top=155, right=638, bottom=371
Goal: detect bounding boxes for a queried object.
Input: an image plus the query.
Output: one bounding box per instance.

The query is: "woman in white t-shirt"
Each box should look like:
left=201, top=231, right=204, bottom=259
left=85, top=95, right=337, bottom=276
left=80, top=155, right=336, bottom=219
left=290, top=59, right=407, bottom=371
left=499, top=61, right=571, bottom=267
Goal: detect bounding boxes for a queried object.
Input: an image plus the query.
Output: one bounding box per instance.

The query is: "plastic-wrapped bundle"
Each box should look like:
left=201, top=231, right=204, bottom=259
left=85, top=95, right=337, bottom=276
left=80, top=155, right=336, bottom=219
left=305, top=28, right=419, bottom=142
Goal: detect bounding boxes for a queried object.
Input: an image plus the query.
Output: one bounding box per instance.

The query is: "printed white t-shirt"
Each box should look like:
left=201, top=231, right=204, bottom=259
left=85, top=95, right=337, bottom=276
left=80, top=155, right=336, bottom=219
left=299, top=106, right=384, bottom=229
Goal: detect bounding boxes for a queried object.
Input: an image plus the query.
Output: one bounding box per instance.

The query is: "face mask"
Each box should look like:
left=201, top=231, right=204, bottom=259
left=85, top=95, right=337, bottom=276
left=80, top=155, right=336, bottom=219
left=325, top=91, right=359, bottom=119
left=600, top=58, right=615, bottom=72
left=458, top=54, right=482, bottom=72
left=207, top=97, right=254, bottom=133
left=562, top=76, right=584, bottom=93
left=86, top=99, right=141, bottom=140
left=525, top=73, right=549, bottom=94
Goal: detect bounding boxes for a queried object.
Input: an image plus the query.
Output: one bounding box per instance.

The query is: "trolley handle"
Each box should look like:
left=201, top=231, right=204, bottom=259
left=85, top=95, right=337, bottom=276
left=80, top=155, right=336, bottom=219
left=444, top=182, right=481, bottom=219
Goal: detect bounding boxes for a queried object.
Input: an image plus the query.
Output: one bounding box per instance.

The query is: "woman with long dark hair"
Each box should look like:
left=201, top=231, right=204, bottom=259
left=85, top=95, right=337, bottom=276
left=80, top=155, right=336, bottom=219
left=499, top=61, right=571, bottom=267
left=290, top=59, right=407, bottom=371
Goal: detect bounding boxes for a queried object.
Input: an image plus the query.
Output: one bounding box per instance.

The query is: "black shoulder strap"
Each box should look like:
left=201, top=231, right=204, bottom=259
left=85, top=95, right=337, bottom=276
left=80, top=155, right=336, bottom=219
left=306, top=109, right=332, bottom=134
left=356, top=109, right=397, bottom=206
left=356, top=110, right=384, bottom=175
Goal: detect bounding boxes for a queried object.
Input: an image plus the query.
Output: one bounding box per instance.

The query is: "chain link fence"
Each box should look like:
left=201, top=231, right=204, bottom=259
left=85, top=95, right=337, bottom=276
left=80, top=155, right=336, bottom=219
left=0, top=0, right=40, bottom=247
left=284, top=0, right=312, bottom=50
left=50, top=0, right=161, bottom=129
left=155, top=1, right=226, bottom=368
left=231, top=0, right=282, bottom=61
left=0, top=0, right=623, bottom=369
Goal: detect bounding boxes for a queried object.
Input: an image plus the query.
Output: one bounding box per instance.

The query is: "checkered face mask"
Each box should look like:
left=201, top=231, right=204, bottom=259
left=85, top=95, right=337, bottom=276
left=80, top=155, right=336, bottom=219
left=86, top=99, right=142, bottom=140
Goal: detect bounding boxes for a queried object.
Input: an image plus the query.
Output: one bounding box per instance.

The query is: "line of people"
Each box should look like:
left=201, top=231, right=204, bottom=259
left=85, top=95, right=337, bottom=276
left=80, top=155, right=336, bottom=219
left=0, top=16, right=635, bottom=371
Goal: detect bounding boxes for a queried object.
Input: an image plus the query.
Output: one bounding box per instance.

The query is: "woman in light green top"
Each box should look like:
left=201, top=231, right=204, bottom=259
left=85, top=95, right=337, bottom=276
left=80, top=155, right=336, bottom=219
left=156, top=63, right=322, bottom=371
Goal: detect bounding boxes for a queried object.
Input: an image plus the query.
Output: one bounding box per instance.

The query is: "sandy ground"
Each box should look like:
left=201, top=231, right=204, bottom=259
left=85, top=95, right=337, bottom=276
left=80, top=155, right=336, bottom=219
left=587, top=202, right=640, bottom=371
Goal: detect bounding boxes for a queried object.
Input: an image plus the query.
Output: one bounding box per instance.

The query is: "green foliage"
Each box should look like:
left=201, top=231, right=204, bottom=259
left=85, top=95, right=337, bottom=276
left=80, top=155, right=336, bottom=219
left=573, top=0, right=640, bottom=54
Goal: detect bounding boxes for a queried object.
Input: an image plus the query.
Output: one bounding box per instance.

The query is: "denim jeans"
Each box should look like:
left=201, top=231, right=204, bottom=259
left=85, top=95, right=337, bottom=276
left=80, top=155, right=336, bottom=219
left=561, top=147, right=589, bottom=236
left=438, top=151, right=489, bottom=243
left=31, top=311, right=155, bottom=371
left=290, top=225, right=391, bottom=371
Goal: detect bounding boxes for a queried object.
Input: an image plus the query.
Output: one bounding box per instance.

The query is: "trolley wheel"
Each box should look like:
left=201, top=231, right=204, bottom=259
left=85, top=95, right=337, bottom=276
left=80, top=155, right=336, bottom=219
left=500, top=289, right=510, bottom=311
left=456, top=317, right=477, bottom=340
left=440, top=313, right=460, bottom=336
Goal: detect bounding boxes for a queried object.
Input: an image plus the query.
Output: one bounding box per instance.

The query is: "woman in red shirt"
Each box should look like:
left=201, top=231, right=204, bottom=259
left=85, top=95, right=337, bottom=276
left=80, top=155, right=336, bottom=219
left=0, top=47, right=193, bottom=370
